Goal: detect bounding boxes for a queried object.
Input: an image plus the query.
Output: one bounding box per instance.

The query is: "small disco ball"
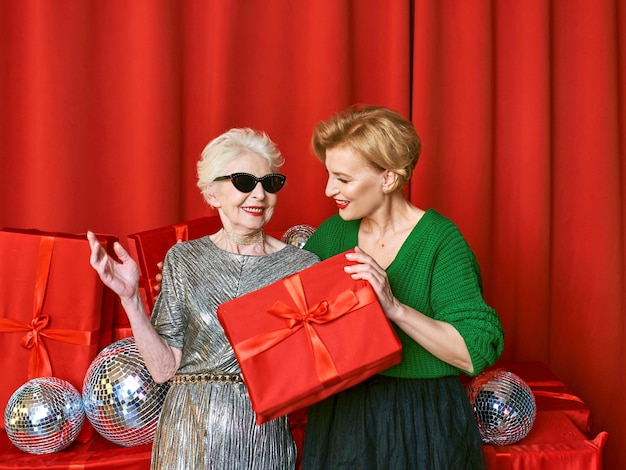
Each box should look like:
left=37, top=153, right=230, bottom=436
left=466, top=369, right=537, bottom=445
left=281, top=224, right=316, bottom=248
left=4, top=377, right=85, bottom=454
left=82, top=337, right=169, bottom=447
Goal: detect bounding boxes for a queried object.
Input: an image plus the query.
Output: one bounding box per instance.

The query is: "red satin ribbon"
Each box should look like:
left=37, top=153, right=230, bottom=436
left=532, top=390, right=585, bottom=403
left=527, top=380, right=585, bottom=403
left=0, top=235, right=96, bottom=378
left=174, top=223, right=189, bottom=242
left=235, top=274, right=377, bottom=386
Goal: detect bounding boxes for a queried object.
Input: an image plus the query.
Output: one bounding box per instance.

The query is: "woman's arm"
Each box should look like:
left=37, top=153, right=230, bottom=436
left=87, top=231, right=182, bottom=383
left=344, top=247, right=474, bottom=372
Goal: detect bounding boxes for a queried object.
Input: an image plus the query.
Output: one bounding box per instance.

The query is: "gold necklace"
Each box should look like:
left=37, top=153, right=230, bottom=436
left=223, top=229, right=265, bottom=245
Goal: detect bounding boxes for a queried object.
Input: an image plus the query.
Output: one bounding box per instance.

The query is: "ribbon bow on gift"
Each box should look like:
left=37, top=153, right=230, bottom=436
left=0, top=236, right=95, bottom=378
left=234, top=273, right=377, bottom=386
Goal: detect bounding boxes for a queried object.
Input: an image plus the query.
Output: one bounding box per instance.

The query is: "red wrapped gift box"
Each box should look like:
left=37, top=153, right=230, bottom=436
left=0, top=229, right=118, bottom=442
left=483, top=411, right=607, bottom=469
left=217, top=250, right=402, bottom=424
left=126, top=216, right=222, bottom=322
left=496, top=361, right=592, bottom=435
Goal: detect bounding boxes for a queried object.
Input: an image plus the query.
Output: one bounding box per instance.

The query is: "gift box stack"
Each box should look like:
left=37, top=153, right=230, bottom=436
left=0, top=228, right=139, bottom=467
left=0, top=219, right=225, bottom=467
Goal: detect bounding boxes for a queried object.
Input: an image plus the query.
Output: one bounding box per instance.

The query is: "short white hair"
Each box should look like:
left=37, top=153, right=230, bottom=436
left=196, top=128, right=284, bottom=193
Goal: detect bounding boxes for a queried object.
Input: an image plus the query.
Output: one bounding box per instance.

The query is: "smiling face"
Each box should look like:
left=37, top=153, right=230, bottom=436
left=206, top=151, right=278, bottom=234
left=324, top=146, right=389, bottom=221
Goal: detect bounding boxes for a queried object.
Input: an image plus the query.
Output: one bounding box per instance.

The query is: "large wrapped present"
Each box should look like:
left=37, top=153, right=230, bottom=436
left=217, top=250, right=402, bottom=424
left=126, top=216, right=222, bottom=321
left=0, top=229, right=118, bottom=442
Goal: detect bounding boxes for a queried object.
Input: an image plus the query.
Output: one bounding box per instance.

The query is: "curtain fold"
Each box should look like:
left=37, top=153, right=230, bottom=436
left=409, top=3, right=625, bottom=466
left=0, top=1, right=623, bottom=468
left=490, top=0, right=553, bottom=362
left=177, top=0, right=412, bottom=231
left=549, top=0, right=625, bottom=458
left=0, top=0, right=184, bottom=238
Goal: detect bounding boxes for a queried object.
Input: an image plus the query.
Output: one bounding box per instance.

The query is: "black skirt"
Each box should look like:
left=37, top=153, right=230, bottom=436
left=302, top=374, right=486, bottom=470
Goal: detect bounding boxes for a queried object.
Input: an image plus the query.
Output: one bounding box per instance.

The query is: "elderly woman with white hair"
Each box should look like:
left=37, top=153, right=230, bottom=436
left=87, top=128, right=319, bottom=469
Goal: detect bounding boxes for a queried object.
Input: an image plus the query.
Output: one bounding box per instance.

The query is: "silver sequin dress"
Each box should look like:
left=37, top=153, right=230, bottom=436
left=149, top=237, right=319, bottom=469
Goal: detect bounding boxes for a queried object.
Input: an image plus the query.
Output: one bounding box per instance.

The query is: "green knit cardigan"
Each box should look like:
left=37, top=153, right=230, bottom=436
left=303, top=209, right=504, bottom=379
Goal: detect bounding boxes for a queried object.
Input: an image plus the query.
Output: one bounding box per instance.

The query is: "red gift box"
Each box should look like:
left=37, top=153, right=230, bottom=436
left=482, top=411, right=607, bottom=469
left=497, top=361, right=592, bottom=436
left=0, top=229, right=118, bottom=442
left=126, top=216, right=222, bottom=323
left=217, top=250, right=402, bottom=424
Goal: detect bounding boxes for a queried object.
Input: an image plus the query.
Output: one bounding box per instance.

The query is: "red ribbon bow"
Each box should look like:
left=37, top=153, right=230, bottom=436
left=0, top=235, right=95, bottom=378
left=234, top=273, right=376, bottom=386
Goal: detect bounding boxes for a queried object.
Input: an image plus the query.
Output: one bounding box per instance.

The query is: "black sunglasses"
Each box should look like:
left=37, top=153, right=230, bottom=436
left=213, top=172, right=286, bottom=193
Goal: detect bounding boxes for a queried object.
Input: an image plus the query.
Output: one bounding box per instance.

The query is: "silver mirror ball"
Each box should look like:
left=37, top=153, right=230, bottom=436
left=4, top=377, right=85, bottom=454
left=82, top=337, right=169, bottom=447
left=466, top=369, right=537, bottom=445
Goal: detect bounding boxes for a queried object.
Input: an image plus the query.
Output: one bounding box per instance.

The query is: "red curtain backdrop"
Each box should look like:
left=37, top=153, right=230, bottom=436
left=1, top=1, right=624, bottom=468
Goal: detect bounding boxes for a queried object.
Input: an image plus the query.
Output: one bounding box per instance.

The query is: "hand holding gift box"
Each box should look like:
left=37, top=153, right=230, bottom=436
left=218, top=249, right=402, bottom=424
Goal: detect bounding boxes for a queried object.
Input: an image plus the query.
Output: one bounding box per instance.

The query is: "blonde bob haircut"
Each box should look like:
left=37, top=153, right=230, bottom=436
left=311, top=105, right=422, bottom=193
left=197, top=128, right=284, bottom=198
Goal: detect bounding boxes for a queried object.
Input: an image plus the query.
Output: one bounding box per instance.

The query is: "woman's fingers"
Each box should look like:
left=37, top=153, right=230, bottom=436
left=113, top=241, right=132, bottom=262
left=87, top=231, right=107, bottom=268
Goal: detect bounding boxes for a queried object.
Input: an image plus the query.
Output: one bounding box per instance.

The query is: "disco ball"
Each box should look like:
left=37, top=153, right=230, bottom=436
left=4, top=377, right=85, bottom=454
left=281, top=224, right=316, bottom=248
left=82, top=337, right=169, bottom=447
left=466, top=369, right=536, bottom=445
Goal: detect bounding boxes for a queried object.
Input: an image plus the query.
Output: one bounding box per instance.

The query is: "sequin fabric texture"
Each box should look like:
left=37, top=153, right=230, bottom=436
left=149, top=237, right=319, bottom=469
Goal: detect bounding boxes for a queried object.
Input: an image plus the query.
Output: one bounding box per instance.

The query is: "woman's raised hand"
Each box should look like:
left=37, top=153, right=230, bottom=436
left=87, top=231, right=140, bottom=300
